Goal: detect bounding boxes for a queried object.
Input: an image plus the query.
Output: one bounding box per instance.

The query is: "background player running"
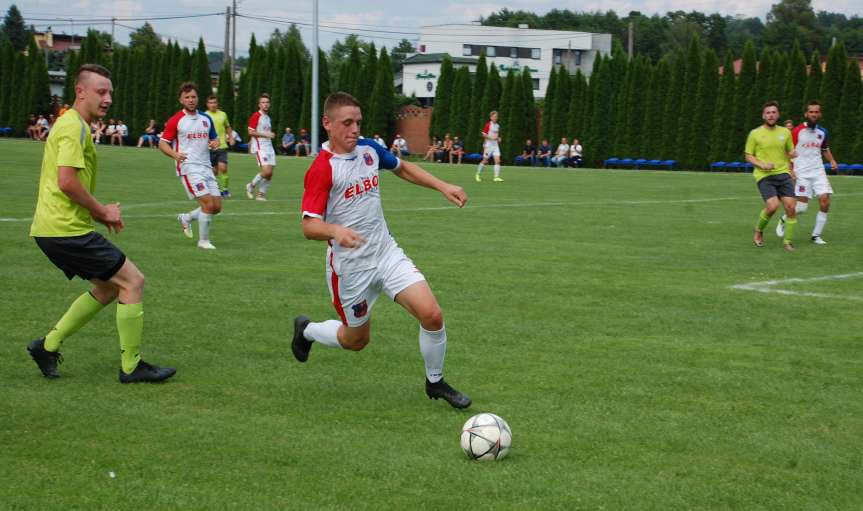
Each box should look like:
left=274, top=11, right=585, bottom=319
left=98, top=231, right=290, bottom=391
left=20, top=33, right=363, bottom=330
left=292, top=92, right=472, bottom=409
left=245, top=93, right=277, bottom=201
left=28, top=63, right=175, bottom=383
left=776, top=100, right=839, bottom=245
left=159, top=82, right=222, bottom=250
left=476, top=111, right=503, bottom=182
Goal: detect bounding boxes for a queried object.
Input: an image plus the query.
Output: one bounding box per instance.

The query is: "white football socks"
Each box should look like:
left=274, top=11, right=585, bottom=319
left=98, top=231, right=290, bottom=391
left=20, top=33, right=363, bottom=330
left=259, top=178, right=271, bottom=195
left=813, top=211, right=828, bottom=237
left=251, top=173, right=264, bottom=187
left=184, top=207, right=202, bottom=224
left=419, top=324, right=446, bottom=383
left=493, top=164, right=500, bottom=177
left=198, top=212, right=212, bottom=241
left=476, top=162, right=485, bottom=175
left=304, top=320, right=343, bottom=348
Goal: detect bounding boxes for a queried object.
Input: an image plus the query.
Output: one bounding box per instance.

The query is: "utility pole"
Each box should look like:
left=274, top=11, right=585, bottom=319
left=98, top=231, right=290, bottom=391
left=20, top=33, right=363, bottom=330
left=627, top=21, right=633, bottom=59
left=224, top=6, right=230, bottom=70
left=311, top=0, right=319, bottom=156
left=111, top=17, right=116, bottom=49
left=231, top=0, right=237, bottom=77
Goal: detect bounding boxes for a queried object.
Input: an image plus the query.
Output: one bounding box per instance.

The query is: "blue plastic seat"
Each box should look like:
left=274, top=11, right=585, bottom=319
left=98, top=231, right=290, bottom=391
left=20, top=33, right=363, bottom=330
left=634, top=158, right=648, bottom=168
left=604, top=157, right=620, bottom=168
left=726, top=162, right=742, bottom=170
left=710, top=161, right=727, bottom=171
left=647, top=159, right=661, bottom=167
left=619, top=158, right=635, bottom=167
left=837, top=163, right=850, bottom=175
left=661, top=159, right=676, bottom=170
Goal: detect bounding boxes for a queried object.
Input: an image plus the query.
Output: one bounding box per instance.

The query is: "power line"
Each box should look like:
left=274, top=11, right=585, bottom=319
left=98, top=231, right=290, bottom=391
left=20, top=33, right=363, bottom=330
left=23, top=12, right=224, bottom=23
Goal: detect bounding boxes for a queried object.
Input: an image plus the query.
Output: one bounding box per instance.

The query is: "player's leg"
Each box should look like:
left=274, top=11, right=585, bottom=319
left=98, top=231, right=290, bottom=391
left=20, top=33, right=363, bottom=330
left=103, top=259, right=175, bottom=383
left=476, top=153, right=488, bottom=181
left=493, top=153, right=503, bottom=181
left=778, top=175, right=812, bottom=236
left=256, top=160, right=275, bottom=200
left=195, top=193, right=221, bottom=249
left=754, top=177, right=782, bottom=246
left=247, top=151, right=265, bottom=199
left=217, top=158, right=230, bottom=197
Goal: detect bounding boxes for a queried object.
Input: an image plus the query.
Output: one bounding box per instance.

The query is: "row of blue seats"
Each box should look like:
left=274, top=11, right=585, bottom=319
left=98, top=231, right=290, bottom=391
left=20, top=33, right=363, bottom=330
left=712, top=161, right=863, bottom=174
left=604, top=157, right=677, bottom=169
left=0, top=127, right=13, bottom=135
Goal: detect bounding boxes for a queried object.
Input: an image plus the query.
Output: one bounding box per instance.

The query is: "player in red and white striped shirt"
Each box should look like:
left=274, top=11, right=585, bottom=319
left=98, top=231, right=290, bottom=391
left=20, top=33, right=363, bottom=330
left=159, top=82, right=221, bottom=250
left=245, top=93, right=277, bottom=201
left=291, top=92, right=472, bottom=409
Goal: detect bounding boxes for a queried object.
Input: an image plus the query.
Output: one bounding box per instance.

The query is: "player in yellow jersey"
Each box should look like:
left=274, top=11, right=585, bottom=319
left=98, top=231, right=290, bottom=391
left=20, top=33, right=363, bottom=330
left=744, top=101, right=798, bottom=251
left=206, top=95, right=234, bottom=197
left=28, top=63, right=176, bottom=383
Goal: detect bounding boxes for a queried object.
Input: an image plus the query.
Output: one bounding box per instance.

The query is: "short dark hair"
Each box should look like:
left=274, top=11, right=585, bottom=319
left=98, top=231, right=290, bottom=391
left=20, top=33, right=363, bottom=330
left=805, top=100, right=822, bottom=111
left=207, top=94, right=218, bottom=101
left=324, top=91, right=360, bottom=115
left=259, top=92, right=271, bottom=100
left=178, top=82, right=198, bottom=97
left=76, top=63, right=111, bottom=84
left=762, top=100, right=780, bottom=111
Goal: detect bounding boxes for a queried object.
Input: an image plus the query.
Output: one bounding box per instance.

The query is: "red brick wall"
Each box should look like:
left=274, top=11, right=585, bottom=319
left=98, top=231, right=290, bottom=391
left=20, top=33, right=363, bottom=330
left=394, top=106, right=432, bottom=156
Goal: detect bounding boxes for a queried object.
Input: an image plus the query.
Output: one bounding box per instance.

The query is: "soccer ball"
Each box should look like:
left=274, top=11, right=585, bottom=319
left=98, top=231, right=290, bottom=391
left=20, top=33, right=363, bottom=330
left=460, top=413, right=512, bottom=461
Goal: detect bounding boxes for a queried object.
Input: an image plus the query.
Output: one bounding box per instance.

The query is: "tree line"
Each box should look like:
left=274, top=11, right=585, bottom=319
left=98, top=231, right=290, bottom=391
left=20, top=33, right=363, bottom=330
left=429, top=37, right=863, bottom=168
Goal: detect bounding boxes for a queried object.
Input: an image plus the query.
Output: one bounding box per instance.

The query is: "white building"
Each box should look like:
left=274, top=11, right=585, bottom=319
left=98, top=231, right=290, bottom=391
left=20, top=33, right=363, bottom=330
left=399, top=23, right=612, bottom=103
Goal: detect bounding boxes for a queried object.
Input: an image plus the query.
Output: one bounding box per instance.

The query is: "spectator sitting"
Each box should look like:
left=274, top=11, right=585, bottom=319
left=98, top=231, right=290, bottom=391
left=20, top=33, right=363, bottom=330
left=35, top=115, right=51, bottom=141
left=449, top=136, right=465, bottom=164
left=537, top=139, right=551, bottom=167
left=784, top=119, right=794, bottom=131
left=438, top=133, right=452, bottom=163
left=112, top=120, right=128, bottom=145
left=104, top=119, right=117, bottom=143
left=390, top=133, right=408, bottom=157
left=136, top=119, right=159, bottom=147
left=373, top=133, right=386, bottom=148
left=520, top=139, right=536, bottom=166
left=422, top=137, right=440, bottom=161
left=26, top=114, right=39, bottom=139
left=281, top=127, right=296, bottom=155
left=58, top=103, right=70, bottom=117
left=296, top=128, right=311, bottom=156
left=40, top=114, right=56, bottom=141
left=230, top=129, right=247, bottom=151
left=569, top=138, right=583, bottom=168
left=90, top=119, right=105, bottom=144
left=552, top=137, right=570, bottom=167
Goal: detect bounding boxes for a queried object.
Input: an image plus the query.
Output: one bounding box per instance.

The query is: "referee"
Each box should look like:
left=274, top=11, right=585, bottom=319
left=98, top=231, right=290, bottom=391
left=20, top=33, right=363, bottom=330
left=27, top=63, right=175, bottom=383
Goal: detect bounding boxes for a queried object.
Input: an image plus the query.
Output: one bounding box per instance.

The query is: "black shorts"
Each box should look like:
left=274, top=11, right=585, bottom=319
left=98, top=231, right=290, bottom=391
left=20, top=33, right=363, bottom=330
left=34, top=232, right=126, bottom=281
left=210, top=149, right=228, bottom=167
left=757, top=173, right=794, bottom=200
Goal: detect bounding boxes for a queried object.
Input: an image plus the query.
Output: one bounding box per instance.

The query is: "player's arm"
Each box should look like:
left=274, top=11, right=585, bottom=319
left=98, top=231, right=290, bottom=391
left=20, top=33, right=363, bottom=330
left=248, top=127, right=274, bottom=139
left=393, top=160, right=467, bottom=208
left=225, top=124, right=234, bottom=146
left=158, top=138, right=187, bottom=163
left=57, top=166, right=123, bottom=233
left=301, top=216, right=365, bottom=248
left=823, top=148, right=838, bottom=170
left=744, top=153, right=774, bottom=170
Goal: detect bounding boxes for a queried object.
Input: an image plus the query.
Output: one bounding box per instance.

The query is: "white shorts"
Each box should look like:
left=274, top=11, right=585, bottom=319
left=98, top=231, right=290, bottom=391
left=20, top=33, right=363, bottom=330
left=255, top=148, right=276, bottom=167
left=795, top=172, right=832, bottom=198
left=179, top=165, right=220, bottom=200
left=483, top=144, right=501, bottom=158
left=326, top=246, right=426, bottom=327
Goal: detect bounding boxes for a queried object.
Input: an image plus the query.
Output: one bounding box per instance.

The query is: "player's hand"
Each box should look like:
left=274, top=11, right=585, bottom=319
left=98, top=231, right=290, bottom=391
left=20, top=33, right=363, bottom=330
left=763, top=162, right=775, bottom=170
left=333, top=226, right=365, bottom=249
left=788, top=150, right=798, bottom=159
left=96, top=202, right=124, bottom=234
left=208, top=140, right=220, bottom=150
left=830, top=161, right=838, bottom=170
left=442, top=184, right=467, bottom=208
left=175, top=152, right=188, bottom=163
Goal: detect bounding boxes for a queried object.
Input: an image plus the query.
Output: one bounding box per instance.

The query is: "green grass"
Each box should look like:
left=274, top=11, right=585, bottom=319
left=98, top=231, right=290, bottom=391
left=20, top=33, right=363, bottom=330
left=2, top=138, right=862, bottom=510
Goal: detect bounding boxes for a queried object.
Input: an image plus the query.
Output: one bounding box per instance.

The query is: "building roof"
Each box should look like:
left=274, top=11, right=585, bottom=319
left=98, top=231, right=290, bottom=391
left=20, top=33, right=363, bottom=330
left=402, top=53, right=477, bottom=66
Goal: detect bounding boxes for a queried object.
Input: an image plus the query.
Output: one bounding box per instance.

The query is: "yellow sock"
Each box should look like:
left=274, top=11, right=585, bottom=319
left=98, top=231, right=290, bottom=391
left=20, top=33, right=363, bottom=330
left=45, top=292, right=106, bottom=351
left=116, top=303, right=143, bottom=374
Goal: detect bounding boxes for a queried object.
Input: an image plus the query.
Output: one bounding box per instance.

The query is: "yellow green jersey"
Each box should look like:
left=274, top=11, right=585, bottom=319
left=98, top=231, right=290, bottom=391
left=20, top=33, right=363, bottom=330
left=208, top=109, right=231, bottom=149
left=744, top=125, right=793, bottom=182
left=30, top=108, right=98, bottom=237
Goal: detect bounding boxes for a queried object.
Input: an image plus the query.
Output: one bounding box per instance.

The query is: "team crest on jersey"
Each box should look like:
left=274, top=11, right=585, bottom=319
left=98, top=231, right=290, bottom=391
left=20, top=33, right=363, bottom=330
left=203, top=120, right=209, bottom=128
left=352, top=300, right=368, bottom=318
left=799, top=185, right=806, bottom=192
left=363, top=151, right=374, bottom=166
left=195, top=182, right=205, bottom=191
left=817, top=133, right=822, bottom=140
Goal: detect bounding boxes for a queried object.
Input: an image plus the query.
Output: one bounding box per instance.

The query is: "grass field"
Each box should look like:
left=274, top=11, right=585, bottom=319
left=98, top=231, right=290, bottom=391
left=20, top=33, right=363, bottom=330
left=2, top=138, right=862, bottom=509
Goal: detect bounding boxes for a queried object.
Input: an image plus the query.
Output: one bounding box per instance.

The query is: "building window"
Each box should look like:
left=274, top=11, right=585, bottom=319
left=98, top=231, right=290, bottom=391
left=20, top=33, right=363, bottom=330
left=510, top=47, right=517, bottom=58
left=532, top=78, right=540, bottom=90
left=462, top=45, right=471, bottom=56
left=554, top=54, right=561, bottom=65
left=531, top=48, right=540, bottom=59
left=575, top=50, right=582, bottom=66
left=487, top=46, right=496, bottom=57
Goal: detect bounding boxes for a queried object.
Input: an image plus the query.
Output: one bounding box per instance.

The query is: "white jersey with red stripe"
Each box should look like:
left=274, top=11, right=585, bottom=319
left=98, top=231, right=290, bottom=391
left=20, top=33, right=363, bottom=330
left=792, top=123, right=829, bottom=177
left=160, top=110, right=218, bottom=175
left=301, top=139, right=402, bottom=275
left=482, top=121, right=500, bottom=150
left=248, top=111, right=274, bottom=152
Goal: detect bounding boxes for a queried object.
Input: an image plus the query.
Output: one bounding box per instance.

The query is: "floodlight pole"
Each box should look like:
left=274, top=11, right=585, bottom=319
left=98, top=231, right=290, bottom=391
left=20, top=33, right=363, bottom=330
left=311, top=0, right=319, bottom=156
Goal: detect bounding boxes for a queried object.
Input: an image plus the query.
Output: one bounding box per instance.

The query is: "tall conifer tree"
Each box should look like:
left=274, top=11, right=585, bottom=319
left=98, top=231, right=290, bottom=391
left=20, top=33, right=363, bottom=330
left=368, top=47, right=395, bottom=140
left=661, top=49, right=686, bottom=159
left=551, top=68, right=570, bottom=144
left=521, top=68, right=537, bottom=144
left=541, top=66, right=557, bottom=143
left=641, top=56, right=669, bottom=158
left=708, top=52, right=736, bottom=163
left=727, top=41, right=757, bottom=161
left=804, top=51, right=822, bottom=104
left=687, top=49, right=719, bottom=169
left=465, top=52, right=488, bottom=149
left=449, top=66, right=471, bottom=142
left=835, top=60, right=861, bottom=158
left=429, top=55, right=454, bottom=138
left=784, top=42, right=807, bottom=124
left=819, top=42, right=846, bottom=129
left=675, top=36, right=703, bottom=165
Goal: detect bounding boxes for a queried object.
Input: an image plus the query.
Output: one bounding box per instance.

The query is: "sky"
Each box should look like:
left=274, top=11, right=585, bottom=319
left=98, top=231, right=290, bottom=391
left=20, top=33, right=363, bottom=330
left=7, top=0, right=862, bottom=57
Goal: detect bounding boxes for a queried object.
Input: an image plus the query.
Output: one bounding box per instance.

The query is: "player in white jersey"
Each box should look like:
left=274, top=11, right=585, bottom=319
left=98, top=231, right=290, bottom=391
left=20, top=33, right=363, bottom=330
left=158, top=82, right=221, bottom=250
left=245, top=93, right=277, bottom=201
left=776, top=100, right=838, bottom=245
left=476, top=110, right=503, bottom=182
left=291, top=92, right=472, bottom=409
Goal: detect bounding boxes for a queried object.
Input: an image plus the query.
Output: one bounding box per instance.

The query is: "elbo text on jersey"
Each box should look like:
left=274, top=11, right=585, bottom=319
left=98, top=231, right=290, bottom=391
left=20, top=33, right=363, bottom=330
left=344, top=175, right=380, bottom=199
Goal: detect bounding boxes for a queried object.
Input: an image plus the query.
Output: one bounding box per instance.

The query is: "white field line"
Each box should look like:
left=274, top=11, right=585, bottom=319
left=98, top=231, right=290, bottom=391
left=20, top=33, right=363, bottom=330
left=3, top=192, right=863, bottom=223
left=730, top=272, right=863, bottom=301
